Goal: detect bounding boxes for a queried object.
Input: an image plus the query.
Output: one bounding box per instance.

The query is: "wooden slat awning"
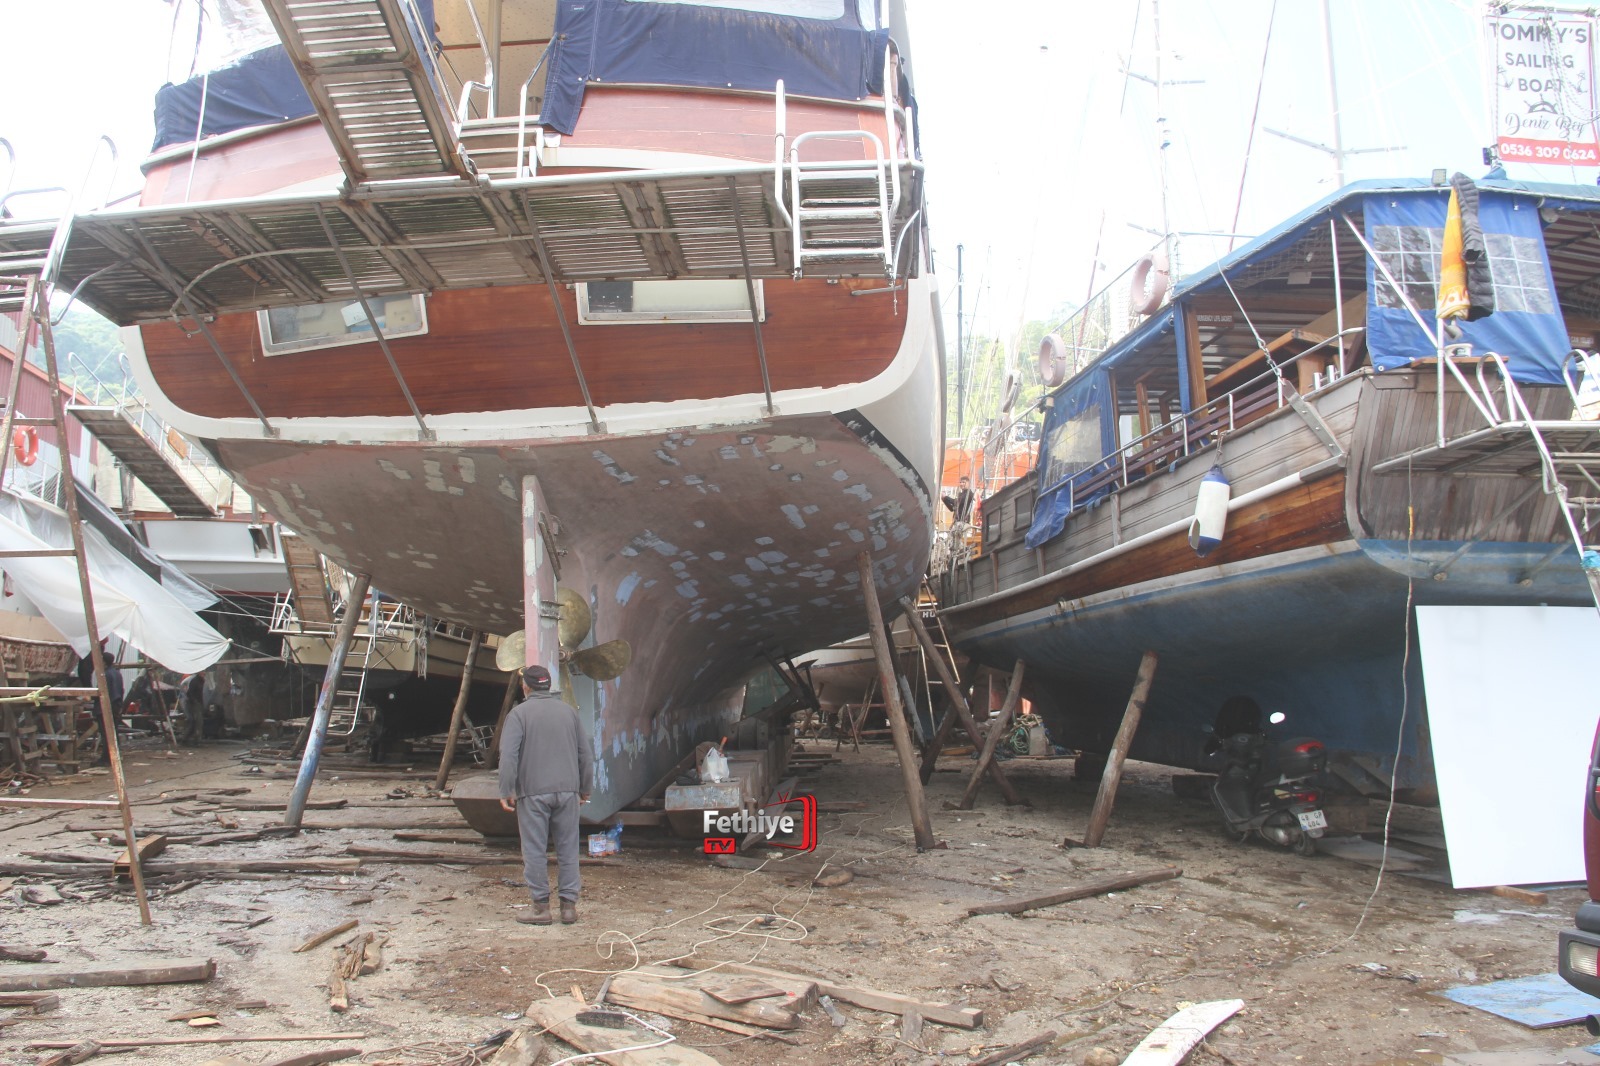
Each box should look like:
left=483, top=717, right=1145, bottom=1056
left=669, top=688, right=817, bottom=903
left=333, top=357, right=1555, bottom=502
left=1, top=163, right=922, bottom=327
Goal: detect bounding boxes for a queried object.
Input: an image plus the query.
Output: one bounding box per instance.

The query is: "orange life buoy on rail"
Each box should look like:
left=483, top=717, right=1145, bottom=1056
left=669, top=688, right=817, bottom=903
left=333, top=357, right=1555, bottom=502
left=1129, top=252, right=1170, bottom=316
left=12, top=427, right=38, bottom=467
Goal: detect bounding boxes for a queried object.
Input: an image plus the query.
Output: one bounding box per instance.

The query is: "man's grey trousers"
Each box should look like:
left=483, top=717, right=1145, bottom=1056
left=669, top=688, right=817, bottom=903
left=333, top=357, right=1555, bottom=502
left=516, top=791, right=582, bottom=903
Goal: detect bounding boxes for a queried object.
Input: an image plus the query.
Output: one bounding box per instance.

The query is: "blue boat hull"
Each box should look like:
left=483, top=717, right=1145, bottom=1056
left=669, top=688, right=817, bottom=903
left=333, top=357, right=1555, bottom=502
left=955, top=539, right=1589, bottom=800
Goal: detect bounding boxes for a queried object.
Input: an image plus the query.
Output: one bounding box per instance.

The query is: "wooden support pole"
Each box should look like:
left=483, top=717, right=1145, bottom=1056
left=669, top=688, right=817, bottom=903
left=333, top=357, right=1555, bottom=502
left=958, top=660, right=1026, bottom=810
left=901, top=599, right=1026, bottom=803
left=857, top=553, right=935, bottom=851
left=433, top=630, right=484, bottom=790
left=1081, top=650, right=1159, bottom=848
left=285, top=573, right=372, bottom=830
left=486, top=670, right=520, bottom=769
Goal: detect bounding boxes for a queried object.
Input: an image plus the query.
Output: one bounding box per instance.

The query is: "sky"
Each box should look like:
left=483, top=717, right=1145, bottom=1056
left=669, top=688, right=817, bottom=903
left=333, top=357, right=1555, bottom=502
left=0, top=1, right=1589, bottom=356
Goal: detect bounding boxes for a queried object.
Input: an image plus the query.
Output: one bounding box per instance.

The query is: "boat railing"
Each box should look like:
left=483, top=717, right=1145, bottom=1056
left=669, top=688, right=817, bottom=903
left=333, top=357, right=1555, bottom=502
left=1562, top=349, right=1600, bottom=418
left=1039, top=328, right=1365, bottom=517
left=64, top=352, right=236, bottom=508
left=512, top=40, right=560, bottom=178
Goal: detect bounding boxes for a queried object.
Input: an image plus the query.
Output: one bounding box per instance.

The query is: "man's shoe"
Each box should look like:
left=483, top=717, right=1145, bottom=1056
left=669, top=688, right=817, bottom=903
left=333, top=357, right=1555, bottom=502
left=559, top=899, right=578, bottom=925
left=517, top=899, right=552, bottom=925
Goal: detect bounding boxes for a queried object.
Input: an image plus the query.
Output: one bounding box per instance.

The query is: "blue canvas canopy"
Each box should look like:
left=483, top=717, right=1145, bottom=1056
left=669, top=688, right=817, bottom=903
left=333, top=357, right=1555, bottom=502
left=541, top=0, right=890, bottom=136
left=1363, top=190, right=1569, bottom=385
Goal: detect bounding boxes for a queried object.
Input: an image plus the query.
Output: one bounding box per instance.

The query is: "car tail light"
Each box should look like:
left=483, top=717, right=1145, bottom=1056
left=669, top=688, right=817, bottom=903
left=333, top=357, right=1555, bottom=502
left=1570, top=941, right=1600, bottom=979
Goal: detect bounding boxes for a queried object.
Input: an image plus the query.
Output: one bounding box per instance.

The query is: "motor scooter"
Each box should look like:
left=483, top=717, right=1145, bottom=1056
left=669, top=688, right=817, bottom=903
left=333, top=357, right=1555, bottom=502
left=1204, top=699, right=1327, bottom=856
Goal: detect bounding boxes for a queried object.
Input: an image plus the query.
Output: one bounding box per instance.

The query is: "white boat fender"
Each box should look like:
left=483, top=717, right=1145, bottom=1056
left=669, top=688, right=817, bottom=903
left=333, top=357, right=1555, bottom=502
left=1188, top=464, right=1231, bottom=556
left=1129, top=252, right=1170, bottom=315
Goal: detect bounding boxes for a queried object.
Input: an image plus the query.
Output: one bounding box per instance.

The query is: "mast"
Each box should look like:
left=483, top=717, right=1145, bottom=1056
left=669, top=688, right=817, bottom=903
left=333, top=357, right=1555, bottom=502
left=956, top=243, right=965, bottom=437
left=1321, top=0, right=1346, bottom=185
left=1153, top=0, right=1173, bottom=269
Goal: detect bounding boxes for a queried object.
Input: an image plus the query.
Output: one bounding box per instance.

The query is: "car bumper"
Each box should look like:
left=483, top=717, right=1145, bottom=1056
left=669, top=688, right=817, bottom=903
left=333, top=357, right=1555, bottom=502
left=1559, top=901, right=1600, bottom=999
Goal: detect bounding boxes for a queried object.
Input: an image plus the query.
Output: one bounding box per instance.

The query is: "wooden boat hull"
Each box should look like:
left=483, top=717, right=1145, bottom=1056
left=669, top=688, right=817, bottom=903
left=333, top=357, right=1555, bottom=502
left=941, top=371, right=1593, bottom=800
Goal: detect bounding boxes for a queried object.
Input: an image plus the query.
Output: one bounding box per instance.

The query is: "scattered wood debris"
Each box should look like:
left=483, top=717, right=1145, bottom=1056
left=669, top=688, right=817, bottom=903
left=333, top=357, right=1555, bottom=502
left=295, top=920, right=360, bottom=954
left=0, top=958, right=216, bottom=992
left=969, top=1030, right=1058, bottom=1066
left=525, top=996, right=719, bottom=1065
left=0, top=992, right=58, bottom=1013
left=0, top=945, right=47, bottom=962
left=482, top=1028, right=544, bottom=1066
left=27, top=1032, right=365, bottom=1051
left=691, top=960, right=982, bottom=1029
left=964, top=867, right=1182, bottom=918
left=329, top=931, right=385, bottom=1013
left=1121, top=999, right=1243, bottom=1065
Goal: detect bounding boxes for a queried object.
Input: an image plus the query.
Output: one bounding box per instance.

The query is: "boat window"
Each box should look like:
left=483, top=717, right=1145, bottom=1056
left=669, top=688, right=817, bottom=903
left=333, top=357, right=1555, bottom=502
left=576, top=280, right=765, bottom=324
left=258, top=295, right=429, bottom=356
left=1370, top=223, right=1554, bottom=316
left=1014, top=487, right=1034, bottom=529
left=624, top=0, right=846, bottom=19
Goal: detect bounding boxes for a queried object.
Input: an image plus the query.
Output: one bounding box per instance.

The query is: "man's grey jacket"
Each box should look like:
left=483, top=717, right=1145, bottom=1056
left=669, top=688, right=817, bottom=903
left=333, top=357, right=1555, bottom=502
left=498, top=693, right=595, bottom=799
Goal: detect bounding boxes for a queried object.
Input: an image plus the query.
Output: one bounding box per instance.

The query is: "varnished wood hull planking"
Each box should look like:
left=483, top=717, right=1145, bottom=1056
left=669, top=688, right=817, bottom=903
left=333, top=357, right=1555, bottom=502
left=136, top=277, right=906, bottom=421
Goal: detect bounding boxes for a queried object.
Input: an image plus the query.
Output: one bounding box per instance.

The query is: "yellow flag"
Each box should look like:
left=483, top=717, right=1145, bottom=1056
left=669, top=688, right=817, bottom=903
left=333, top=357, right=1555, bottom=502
left=1437, top=187, right=1469, bottom=321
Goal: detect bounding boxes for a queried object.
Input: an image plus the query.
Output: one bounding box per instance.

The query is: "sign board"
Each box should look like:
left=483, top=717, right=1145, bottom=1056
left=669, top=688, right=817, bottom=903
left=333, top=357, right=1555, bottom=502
left=1416, top=605, right=1597, bottom=889
left=1487, top=11, right=1600, bottom=167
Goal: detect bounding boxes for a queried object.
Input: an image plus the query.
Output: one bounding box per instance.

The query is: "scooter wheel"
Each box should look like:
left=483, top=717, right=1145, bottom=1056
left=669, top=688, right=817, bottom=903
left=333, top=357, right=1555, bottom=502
left=1293, top=831, right=1318, bottom=857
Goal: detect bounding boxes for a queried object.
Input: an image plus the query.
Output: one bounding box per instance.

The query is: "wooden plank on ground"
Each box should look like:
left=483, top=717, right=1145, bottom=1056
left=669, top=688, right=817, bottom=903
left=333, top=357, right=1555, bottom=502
left=0, top=959, right=216, bottom=992
left=965, top=867, right=1181, bottom=917
left=26, top=1033, right=364, bottom=1050
left=295, top=920, right=359, bottom=954
left=524, top=996, right=720, bottom=1065
left=607, top=972, right=801, bottom=1029
left=114, top=833, right=168, bottom=877
left=1120, top=998, right=1243, bottom=1065
left=694, top=961, right=981, bottom=1029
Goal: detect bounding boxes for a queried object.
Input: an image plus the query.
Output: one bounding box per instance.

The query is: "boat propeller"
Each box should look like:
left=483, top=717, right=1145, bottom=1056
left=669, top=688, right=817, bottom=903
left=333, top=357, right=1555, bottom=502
left=494, top=587, right=633, bottom=688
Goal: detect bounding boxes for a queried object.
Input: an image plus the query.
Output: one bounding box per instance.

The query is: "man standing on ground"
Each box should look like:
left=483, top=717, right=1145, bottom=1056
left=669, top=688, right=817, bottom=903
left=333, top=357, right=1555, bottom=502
left=498, top=665, right=593, bottom=925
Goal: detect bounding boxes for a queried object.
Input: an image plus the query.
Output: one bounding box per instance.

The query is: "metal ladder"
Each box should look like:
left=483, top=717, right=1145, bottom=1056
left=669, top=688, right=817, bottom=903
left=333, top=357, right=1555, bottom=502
left=326, top=598, right=409, bottom=736
left=772, top=49, right=911, bottom=279
left=1372, top=349, right=1600, bottom=615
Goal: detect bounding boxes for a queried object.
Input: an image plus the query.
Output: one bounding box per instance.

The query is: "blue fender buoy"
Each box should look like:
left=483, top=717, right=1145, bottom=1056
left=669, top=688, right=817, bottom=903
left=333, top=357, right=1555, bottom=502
left=1188, top=464, right=1231, bottom=556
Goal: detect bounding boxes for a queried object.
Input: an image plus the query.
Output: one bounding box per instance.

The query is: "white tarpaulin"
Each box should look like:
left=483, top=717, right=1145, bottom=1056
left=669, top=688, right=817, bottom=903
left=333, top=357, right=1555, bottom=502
left=0, top=509, right=229, bottom=674
left=1416, top=605, right=1598, bottom=889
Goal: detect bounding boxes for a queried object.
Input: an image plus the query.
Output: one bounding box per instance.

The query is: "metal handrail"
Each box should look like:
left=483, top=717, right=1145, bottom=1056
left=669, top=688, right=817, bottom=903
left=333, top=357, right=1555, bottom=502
left=880, top=44, right=902, bottom=212
left=773, top=80, right=792, bottom=227
left=789, top=130, right=891, bottom=274
left=1562, top=349, right=1600, bottom=412
left=514, top=39, right=559, bottom=178
left=1037, top=329, right=1363, bottom=506
left=0, top=139, right=14, bottom=203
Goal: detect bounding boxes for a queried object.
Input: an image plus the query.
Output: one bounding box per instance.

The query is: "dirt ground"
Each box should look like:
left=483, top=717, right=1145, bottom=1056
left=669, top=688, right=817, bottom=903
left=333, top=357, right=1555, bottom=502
left=0, top=738, right=1595, bottom=1066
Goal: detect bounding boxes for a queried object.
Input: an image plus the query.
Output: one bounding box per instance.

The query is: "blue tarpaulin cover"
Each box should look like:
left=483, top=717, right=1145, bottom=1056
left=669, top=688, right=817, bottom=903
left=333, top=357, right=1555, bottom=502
left=1438, top=971, right=1600, bottom=1029
left=1363, top=190, right=1570, bottom=385
left=541, top=0, right=888, bottom=136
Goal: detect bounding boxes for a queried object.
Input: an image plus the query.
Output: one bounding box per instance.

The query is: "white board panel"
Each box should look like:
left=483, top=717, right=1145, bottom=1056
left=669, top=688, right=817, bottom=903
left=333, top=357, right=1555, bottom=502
left=1416, top=605, right=1598, bottom=889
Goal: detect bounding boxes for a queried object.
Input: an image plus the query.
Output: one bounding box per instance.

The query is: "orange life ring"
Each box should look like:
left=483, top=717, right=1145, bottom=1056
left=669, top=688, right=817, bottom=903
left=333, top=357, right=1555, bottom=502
left=12, top=427, right=37, bottom=467
left=1129, top=252, right=1170, bottom=315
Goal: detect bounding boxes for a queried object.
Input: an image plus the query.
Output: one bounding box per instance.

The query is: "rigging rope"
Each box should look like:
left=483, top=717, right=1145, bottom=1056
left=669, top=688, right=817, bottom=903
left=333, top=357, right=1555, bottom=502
left=1230, top=0, right=1279, bottom=251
